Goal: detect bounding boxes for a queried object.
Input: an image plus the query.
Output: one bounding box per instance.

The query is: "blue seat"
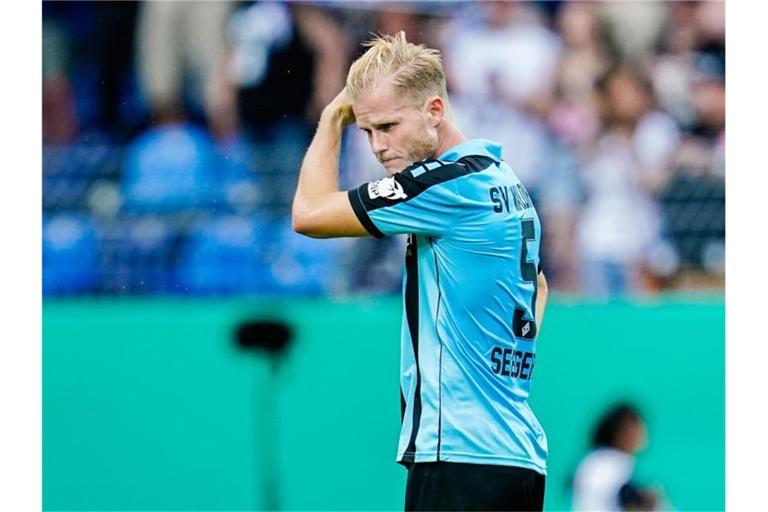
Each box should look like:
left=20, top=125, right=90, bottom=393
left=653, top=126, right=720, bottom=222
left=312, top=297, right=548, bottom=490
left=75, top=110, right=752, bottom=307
left=122, top=123, right=218, bottom=212
left=176, top=215, right=272, bottom=295
left=43, top=215, right=99, bottom=295
left=261, top=219, right=344, bottom=296
left=178, top=215, right=344, bottom=296
left=211, top=137, right=261, bottom=214
left=98, top=215, right=178, bottom=294
left=43, top=139, right=121, bottom=212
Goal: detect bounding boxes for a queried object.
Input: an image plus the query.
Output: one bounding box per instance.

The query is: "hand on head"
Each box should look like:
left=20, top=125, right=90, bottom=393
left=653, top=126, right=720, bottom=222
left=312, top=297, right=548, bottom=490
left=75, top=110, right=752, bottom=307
left=324, top=88, right=356, bottom=127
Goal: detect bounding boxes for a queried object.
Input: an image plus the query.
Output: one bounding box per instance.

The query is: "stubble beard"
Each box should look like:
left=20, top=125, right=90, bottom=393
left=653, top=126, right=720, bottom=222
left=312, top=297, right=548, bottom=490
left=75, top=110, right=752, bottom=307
left=388, top=135, right=438, bottom=176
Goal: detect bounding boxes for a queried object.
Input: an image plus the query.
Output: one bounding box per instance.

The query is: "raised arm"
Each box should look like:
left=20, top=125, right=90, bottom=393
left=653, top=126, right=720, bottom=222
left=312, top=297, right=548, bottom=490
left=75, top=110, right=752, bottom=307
left=536, top=270, right=549, bottom=333
left=292, top=89, right=369, bottom=238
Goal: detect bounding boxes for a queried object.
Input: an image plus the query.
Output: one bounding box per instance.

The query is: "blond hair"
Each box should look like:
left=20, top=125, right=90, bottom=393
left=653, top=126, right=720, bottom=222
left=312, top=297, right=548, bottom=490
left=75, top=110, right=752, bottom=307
left=346, top=31, right=448, bottom=105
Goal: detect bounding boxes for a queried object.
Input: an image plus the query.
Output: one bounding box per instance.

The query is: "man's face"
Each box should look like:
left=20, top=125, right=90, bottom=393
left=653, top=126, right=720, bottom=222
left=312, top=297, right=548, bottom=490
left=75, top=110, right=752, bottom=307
left=353, top=81, right=440, bottom=176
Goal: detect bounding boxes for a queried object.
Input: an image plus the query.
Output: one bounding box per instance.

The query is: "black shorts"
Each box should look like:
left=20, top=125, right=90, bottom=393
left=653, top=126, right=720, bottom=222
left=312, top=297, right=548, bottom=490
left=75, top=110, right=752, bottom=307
left=404, top=462, right=545, bottom=511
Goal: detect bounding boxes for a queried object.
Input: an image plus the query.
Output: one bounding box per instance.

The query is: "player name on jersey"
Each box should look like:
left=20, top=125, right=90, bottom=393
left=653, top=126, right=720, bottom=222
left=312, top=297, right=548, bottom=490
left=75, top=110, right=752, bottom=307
left=490, top=346, right=536, bottom=381
left=489, top=184, right=534, bottom=213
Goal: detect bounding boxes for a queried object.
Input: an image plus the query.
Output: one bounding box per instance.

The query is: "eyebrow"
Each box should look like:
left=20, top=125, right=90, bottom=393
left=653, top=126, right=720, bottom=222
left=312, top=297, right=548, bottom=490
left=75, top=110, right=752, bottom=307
left=358, top=119, right=398, bottom=131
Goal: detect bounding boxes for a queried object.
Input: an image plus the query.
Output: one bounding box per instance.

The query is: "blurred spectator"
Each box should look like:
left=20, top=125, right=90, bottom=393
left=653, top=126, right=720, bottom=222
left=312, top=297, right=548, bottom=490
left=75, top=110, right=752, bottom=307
left=43, top=2, right=146, bottom=140
left=42, top=5, right=78, bottom=144
left=649, top=1, right=724, bottom=139
left=648, top=2, right=699, bottom=129
left=442, top=1, right=562, bottom=115
left=577, top=66, right=680, bottom=296
left=533, top=142, right=584, bottom=293
left=91, top=2, right=142, bottom=137
left=452, top=97, right=552, bottom=198
left=690, top=61, right=725, bottom=141
left=572, top=403, right=667, bottom=511
left=440, top=0, right=563, bottom=194
left=656, top=137, right=725, bottom=284
left=549, top=1, right=606, bottom=149
left=136, top=1, right=236, bottom=138
left=227, top=1, right=349, bottom=215
left=598, top=2, right=667, bottom=65
left=229, top=1, right=348, bottom=128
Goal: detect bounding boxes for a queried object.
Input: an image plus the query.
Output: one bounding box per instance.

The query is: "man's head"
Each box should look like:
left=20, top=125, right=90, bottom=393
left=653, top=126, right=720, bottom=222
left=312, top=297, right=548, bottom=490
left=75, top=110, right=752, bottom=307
left=591, top=403, right=648, bottom=455
left=346, top=32, right=450, bottom=176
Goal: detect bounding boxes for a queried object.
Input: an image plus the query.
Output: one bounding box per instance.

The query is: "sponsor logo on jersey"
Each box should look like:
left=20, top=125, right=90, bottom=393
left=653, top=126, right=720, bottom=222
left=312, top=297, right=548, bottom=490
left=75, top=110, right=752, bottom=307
left=368, top=177, right=407, bottom=201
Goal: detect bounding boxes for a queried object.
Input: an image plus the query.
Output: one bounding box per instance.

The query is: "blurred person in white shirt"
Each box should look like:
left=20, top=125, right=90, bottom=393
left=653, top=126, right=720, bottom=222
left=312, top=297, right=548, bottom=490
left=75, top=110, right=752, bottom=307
left=577, top=66, right=679, bottom=296
left=441, top=0, right=562, bottom=115
left=572, top=403, right=667, bottom=511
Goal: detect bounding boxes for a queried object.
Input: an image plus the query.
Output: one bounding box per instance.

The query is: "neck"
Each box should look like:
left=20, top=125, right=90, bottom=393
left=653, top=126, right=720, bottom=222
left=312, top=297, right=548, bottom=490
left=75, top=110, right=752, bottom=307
left=434, top=117, right=468, bottom=158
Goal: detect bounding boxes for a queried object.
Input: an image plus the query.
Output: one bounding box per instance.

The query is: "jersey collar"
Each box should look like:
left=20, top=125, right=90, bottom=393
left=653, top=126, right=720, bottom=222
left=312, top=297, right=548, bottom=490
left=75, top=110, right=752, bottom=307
left=437, top=139, right=503, bottom=163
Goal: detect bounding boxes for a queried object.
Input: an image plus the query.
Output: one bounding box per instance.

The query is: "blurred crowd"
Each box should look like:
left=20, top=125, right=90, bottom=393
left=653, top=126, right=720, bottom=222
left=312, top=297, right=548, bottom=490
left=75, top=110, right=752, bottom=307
left=42, top=0, right=725, bottom=297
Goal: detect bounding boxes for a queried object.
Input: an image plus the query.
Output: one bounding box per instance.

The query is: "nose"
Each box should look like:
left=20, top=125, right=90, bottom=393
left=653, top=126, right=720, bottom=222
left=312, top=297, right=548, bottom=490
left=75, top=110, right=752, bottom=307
left=370, top=131, right=388, bottom=157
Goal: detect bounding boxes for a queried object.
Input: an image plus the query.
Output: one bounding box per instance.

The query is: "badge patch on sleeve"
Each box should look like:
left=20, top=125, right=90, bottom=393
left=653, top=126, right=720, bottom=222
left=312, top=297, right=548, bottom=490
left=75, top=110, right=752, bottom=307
left=368, top=177, right=408, bottom=201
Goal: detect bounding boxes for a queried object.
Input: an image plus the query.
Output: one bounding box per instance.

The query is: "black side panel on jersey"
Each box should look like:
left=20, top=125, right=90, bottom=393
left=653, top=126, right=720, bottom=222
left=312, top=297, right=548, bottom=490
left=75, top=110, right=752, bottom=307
left=401, top=235, right=421, bottom=464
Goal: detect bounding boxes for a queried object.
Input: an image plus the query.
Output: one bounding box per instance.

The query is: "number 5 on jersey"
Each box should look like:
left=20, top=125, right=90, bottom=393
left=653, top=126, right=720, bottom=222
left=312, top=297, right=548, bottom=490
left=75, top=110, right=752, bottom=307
left=513, top=218, right=538, bottom=341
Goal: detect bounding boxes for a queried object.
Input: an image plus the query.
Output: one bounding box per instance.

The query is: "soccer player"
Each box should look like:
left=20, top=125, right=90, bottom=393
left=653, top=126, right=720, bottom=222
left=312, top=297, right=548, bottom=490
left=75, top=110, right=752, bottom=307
left=292, top=32, right=549, bottom=511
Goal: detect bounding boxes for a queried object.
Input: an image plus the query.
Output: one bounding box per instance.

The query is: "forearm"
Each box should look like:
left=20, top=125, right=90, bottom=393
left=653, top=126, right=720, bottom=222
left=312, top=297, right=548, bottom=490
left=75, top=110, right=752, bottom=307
left=292, top=93, right=366, bottom=238
left=536, top=272, right=549, bottom=332
left=293, top=110, right=345, bottom=214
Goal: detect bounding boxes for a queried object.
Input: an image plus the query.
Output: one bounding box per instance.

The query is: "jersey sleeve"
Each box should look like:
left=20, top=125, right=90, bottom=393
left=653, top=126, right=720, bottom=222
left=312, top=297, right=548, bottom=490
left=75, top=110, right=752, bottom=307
left=347, top=160, right=471, bottom=238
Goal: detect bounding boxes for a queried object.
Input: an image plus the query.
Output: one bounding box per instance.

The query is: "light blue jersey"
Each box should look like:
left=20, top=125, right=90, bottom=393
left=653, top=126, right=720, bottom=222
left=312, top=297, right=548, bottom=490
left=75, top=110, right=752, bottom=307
left=348, top=139, right=547, bottom=475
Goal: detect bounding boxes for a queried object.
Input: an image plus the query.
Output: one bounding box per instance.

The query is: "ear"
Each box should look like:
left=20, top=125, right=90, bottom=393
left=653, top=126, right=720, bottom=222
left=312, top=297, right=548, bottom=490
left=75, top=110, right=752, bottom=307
left=423, top=95, right=445, bottom=127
